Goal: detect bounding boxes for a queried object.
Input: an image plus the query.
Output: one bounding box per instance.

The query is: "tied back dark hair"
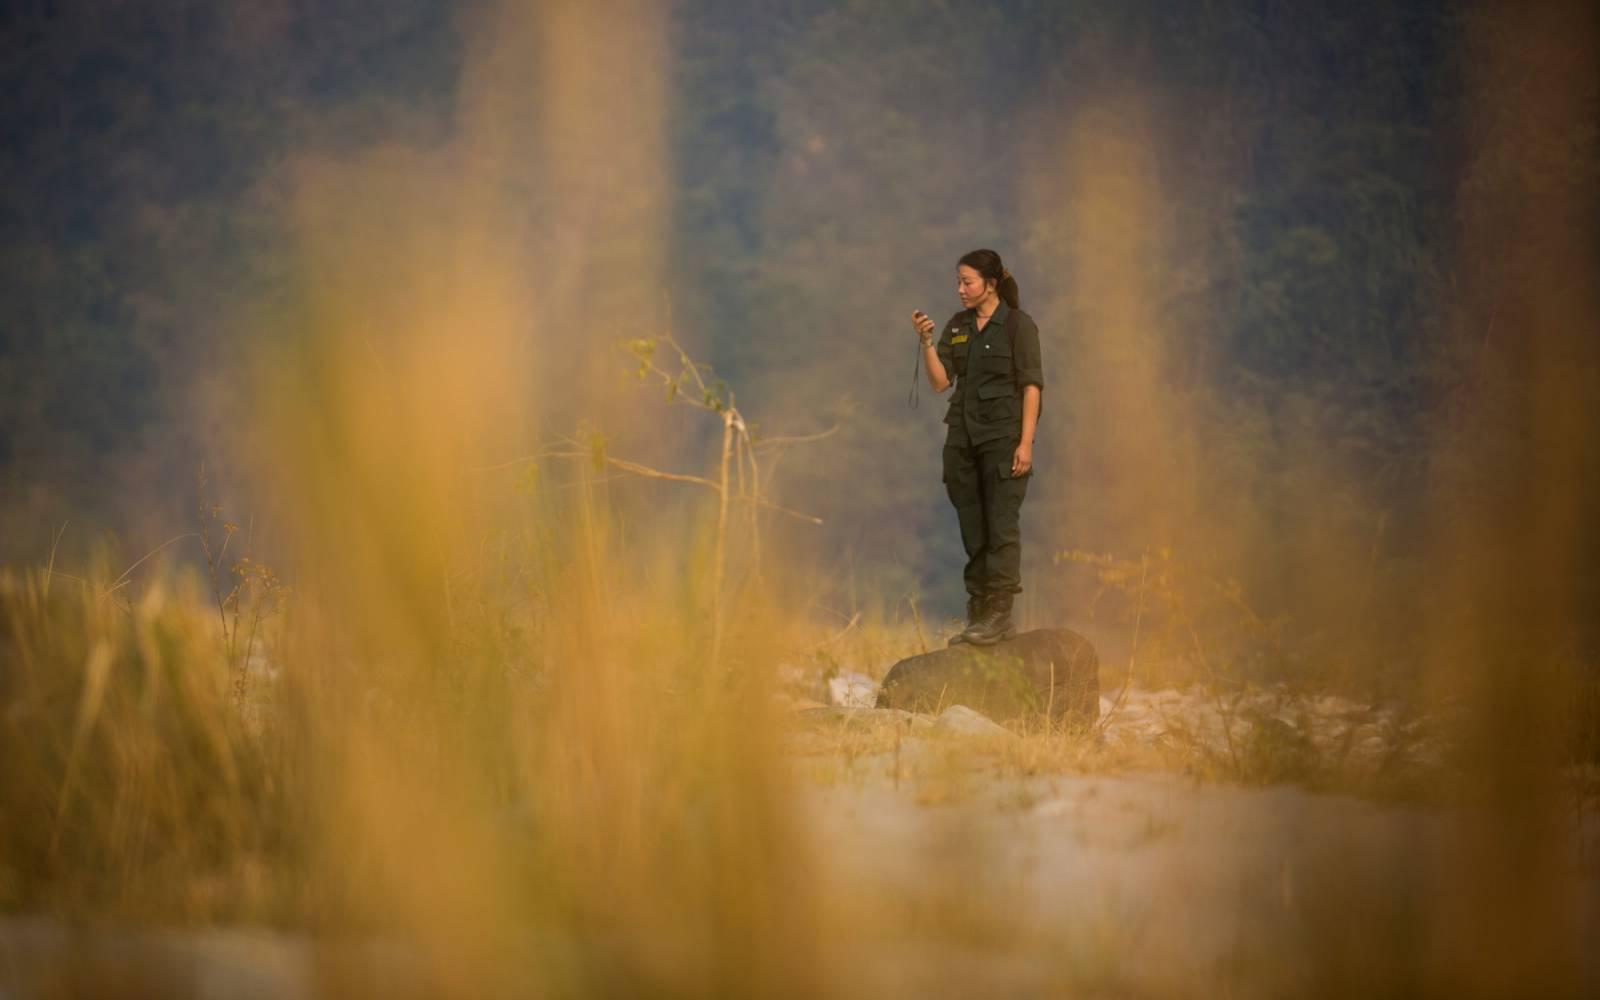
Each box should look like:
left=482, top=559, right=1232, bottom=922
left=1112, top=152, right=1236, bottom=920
left=958, top=248, right=1019, bottom=309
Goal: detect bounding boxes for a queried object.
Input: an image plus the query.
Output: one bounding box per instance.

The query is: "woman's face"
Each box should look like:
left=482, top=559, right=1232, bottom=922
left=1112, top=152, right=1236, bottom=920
left=956, top=265, right=994, bottom=309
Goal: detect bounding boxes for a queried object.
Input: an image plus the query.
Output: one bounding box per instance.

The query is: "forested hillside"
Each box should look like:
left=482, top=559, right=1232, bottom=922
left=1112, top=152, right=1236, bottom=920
left=3, top=1, right=1595, bottom=681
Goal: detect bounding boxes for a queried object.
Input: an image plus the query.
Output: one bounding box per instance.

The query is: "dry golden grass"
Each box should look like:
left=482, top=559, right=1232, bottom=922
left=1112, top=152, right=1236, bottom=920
left=3, top=532, right=1597, bottom=997
left=0, top=559, right=286, bottom=923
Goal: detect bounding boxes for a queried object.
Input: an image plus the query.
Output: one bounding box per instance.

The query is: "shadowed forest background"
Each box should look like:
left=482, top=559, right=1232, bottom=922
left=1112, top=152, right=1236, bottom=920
left=6, top=2, right=1594, bottom=676
left=2, top=1, right=1598, bottom=995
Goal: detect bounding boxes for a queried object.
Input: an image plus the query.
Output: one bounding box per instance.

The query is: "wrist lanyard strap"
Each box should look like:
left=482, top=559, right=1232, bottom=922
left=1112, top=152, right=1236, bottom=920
left=909, top=339, right=923, bottom=409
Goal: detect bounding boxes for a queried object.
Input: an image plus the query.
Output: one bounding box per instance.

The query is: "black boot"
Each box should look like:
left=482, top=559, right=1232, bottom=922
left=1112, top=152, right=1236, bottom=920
left=947, top=593, right=988, bottom=646
left=961, top=591, right=1017, bottom=646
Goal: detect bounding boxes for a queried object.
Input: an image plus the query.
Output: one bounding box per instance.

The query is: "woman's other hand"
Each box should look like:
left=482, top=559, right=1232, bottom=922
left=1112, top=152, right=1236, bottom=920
left=1011, top=441, right=1033, bottom=477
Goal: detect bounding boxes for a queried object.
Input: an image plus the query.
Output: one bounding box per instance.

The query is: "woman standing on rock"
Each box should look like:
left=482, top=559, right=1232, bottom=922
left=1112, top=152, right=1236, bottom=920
left=911, top=249, right=1044, bottom=645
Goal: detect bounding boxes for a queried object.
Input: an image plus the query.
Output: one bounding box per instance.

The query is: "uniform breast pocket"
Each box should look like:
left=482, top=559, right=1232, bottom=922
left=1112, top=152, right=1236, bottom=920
left=979, top=338, right=1013, bottom=376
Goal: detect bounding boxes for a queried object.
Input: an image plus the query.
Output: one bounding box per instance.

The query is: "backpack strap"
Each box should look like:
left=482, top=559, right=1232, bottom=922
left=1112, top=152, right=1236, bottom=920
left=1006, top=307, right=1042, bottom=427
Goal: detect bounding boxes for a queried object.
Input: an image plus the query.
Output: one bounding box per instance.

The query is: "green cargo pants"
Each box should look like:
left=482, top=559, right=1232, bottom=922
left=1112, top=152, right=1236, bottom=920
left=942, top=437, right=1030, bottom=599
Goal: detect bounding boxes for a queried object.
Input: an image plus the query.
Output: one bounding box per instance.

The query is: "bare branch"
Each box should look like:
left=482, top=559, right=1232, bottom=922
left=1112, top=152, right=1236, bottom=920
left=752, top=424, right=841, bottom=451
left=474, top=441, right=591, bottom=473
left=538, top=441, right=825, bottom=523
left=804, top=611, right=862, bottom=652
left=738, top=494, right=823, bottom=526
left=605, top=455, right=722, bottom=492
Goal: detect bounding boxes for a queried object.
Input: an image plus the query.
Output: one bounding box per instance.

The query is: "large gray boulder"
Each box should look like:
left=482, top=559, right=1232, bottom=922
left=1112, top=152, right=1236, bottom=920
left=875, top=628, right=1099, bottom=728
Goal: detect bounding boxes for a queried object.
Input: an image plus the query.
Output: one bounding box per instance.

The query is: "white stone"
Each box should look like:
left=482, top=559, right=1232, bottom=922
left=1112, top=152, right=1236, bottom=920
left=933, top=704, right=1013, bottom=738
left=826, top=670, right=880, bottom=709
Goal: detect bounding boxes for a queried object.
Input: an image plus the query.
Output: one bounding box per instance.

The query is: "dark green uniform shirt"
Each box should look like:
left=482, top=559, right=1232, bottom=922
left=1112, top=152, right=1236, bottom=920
left=934, top=300, right=1045, bottom=448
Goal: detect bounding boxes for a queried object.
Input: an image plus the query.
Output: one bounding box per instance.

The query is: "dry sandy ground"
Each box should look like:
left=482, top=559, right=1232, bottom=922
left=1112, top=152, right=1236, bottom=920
left=3, top=718, right=1598, bottom=998
left=797, top=749, right=1600, bottom=996
left=785, top=679, right=1600, bottom=996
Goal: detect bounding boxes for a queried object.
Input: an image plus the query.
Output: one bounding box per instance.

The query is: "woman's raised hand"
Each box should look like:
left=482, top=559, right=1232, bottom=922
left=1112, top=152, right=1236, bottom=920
left=911, top=310, right=936, bottom=344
